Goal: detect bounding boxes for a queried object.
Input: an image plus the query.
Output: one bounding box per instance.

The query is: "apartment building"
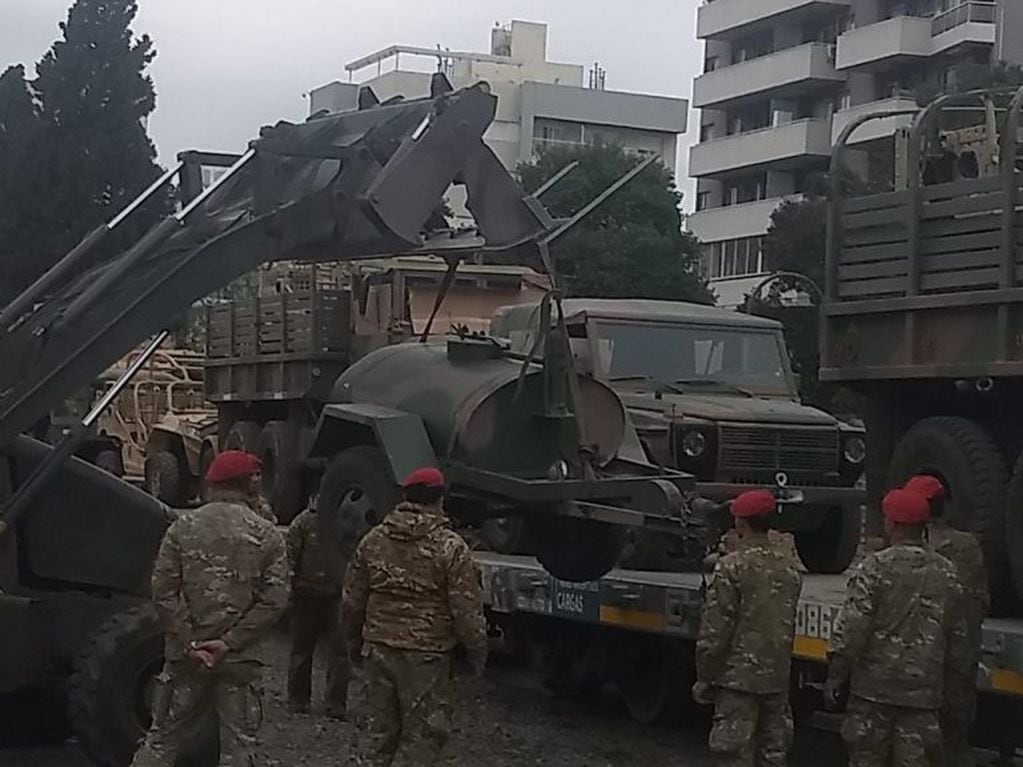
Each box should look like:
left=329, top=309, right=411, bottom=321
left=688, top=0, right=1023, bottom=307
left=310, top=21, right=687, bottom=175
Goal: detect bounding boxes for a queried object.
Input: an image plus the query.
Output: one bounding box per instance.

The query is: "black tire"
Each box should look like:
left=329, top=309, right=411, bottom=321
left=225, top=420, right=262, bottom=454
left=68, top=603, right=218, bottom=767
left=144, top=450, right=183, bottom=505
left=614, top=634, right=692, bottom=725
left=1002, top=453, right=1023, bottom=607
left=95, top=448, right=125, bottom=477
left=795, top=504, right=862, bottom=574
left=260, top=420, right=304, bottom=524
left=527, top=516, right=625, bottom=583
left=480, top=517, right=528, bottom=554
left=318, top=446, right=399, bottom=584
left=887, top=416, right=1008, bottom=603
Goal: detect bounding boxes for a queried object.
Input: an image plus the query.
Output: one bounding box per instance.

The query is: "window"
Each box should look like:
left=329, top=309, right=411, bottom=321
left=727, top=102, right=771, bottom=136
left=533, top=119, right=583, bottom=146
left=695, top=191, right=711, bottom=212
left=723, top=173, right=767, bottom=206
left=704, top=56, right=718, bottom=73
left=731, top=31, right=773, bottom=65
left=705, top=236, right=766, bottom=280
left=699, top=124, right=716, bottom=142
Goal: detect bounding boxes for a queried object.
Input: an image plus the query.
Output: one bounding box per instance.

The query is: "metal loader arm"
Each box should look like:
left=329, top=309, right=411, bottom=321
left=0, top=84, right=553, bottom=446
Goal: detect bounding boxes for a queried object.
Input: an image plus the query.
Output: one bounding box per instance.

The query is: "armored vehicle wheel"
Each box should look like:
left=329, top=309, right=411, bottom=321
left=527, top=516, right=625, bottom=583
left=614, top=634, right=691, bottom=725
left=225, top=420, right=262, bottom=454
left=318, top=446, right=398, bottom=581
left=260, top=420, right=304, bottom=523
left=887, top=416, right=1009, bottom=605
left=1003, top=454, right=1023, bottom=606
left=480, top=516, right=528, bottom=553
left=795, top=505, right=861, bottom=574
left=144, top=450, right=182, bottom=505
left=69, top=603, right=218, bottom=767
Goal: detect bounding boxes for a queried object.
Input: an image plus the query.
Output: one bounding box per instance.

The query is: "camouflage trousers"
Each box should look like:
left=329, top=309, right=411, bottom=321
left=287, top=593, right=350, bottom=713
left=842, top=695, right=942, bottom=767
left=349, top=643, right=453, bottom=767
left=708, top=688, right=793, bottom=767
left=941, top=667, right=978, bottom=767
left=130, top=659, right=263, bottom=767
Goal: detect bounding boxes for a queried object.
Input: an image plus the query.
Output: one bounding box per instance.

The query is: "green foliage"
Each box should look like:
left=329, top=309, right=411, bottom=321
left=0, top=0, right=166, bottom=304
left=0, top=65, right=39, bottom=303
left=518, top=143, right=712, bottom=304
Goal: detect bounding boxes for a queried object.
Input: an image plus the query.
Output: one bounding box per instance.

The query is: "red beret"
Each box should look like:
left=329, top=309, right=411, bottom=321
left=205, top=450, right=262, bottom=484
left=730, top=489, right=776, bottom=519
left=402, top=466, right=445, bottom=490
left=904, top=475, right=945, bottom=502
left=883, top=488, right=931, bottom=525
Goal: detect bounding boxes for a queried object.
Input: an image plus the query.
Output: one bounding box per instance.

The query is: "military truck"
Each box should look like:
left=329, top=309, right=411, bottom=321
left=492, top=299, right=866, bottom=573
left=821, top=84, right=1023, bottom=608
left=203, top=257, right=549, bottom=522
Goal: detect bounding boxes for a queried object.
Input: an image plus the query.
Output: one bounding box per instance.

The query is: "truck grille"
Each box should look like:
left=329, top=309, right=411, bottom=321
left=718, top=425, right=839, bottom=474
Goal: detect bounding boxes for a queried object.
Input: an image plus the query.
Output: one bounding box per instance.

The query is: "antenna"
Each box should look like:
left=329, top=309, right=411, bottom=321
left=588, top=62, right=606, bottom=91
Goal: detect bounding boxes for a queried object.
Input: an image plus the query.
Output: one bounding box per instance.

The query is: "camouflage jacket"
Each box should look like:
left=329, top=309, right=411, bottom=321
left=930, top=522, right=989, bottom=650
left=827, top=543, right=971, bottom=709
left=286, top=508, right=342, bottom=597
left=342, top=502, right=487, bottom=656
left=151, top=499, right=289, bottom=663
left=696, top=539, right=803, bottom=694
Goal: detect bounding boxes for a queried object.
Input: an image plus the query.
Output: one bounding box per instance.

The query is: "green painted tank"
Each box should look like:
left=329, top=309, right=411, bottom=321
left=330, top=336, right=629, bottom=477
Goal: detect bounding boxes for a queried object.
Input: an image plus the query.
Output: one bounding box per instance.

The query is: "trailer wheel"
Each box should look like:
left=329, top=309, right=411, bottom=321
left=527, top=516, right=625, bottom=583
left=225, top=420, right=262, bottom=454
left=318, top=446, right=398, bottom=582
left=615, top=634, right=690, bottom=725
left=260, top=420, right=304, bottom=524
left=144, top=451, right=182, bottom=505
left=795, top=505, right=861, bottom=574
left=887, top=416, right=1008, bottom=604
left=1003, top=453, right=1023, bottom=607
left=68, top=603, right=218, bottom=767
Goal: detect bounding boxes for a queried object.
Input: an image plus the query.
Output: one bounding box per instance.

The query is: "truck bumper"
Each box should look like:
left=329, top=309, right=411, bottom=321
left=696, top=482, right=864, bottom=508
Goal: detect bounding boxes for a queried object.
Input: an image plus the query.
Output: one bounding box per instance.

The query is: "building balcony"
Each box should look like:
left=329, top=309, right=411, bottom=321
left=835, top=16, right=933, bottom=70
left=930, top=2, right=997, bottom=55
left=688, top=196, right=802, bottom=243
left=831, top=97, right=920, bottom=145
left=697, top=0, right=851, bottom=41
left=689, top=119, right=832, bottom=178
left=693, top=43, right=843, bottom=109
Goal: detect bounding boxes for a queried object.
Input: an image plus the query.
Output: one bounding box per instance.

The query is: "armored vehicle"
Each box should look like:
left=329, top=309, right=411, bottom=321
left=821, top=85, right=1023, bottom=608
left=492, top=299, right=866, bottom=573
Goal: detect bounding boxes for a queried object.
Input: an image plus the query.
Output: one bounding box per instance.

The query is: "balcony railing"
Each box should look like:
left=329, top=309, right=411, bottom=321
left=931, top=2, right=996, bottom=36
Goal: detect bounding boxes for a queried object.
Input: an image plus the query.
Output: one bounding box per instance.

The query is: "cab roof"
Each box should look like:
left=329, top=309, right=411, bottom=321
left=493, top=298, right=782, bottom=331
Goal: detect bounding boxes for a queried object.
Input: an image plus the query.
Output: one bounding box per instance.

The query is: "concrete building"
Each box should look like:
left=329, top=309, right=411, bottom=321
left=687, top=0, right=1022, bottom=307
left=310, top=21, right=687, bottom=178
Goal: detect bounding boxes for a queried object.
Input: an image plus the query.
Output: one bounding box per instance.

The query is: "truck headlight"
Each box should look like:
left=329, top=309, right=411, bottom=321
left=682, top=430, right=707, bottom=458
left=843, top=436, right=866, bottom=465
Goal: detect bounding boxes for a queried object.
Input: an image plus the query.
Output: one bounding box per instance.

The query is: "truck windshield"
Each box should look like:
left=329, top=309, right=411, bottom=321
left=595, top=321, right=791, bottom=396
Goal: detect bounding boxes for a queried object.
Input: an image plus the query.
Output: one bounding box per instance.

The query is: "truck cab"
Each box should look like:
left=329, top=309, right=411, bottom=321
left=492, top=298, right=866, bottom=573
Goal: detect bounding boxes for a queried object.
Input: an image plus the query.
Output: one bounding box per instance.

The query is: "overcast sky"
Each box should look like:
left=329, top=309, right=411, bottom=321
left=0, top=0, right=703, bottom=205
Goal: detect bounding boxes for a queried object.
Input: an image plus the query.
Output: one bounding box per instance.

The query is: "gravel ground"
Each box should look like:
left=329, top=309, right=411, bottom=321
left=3, top=636, right=1015, bottom=767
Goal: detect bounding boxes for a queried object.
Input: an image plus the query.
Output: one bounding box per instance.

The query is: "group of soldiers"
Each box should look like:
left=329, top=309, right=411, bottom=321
left=697, top=478, right=987, bottom=766
left=126, top=444, right=987, bottom=766
left=130, top=451, right=485, bottom=767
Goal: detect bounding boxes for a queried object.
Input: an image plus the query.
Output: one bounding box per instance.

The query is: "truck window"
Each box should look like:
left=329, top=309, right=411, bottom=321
left=595, top=321, right=790, bottom=395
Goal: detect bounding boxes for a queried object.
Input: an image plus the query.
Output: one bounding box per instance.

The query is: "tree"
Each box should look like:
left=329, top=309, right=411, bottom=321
left=0, top=0, right=165, bottom=303
left=517, top=144, right=712, bottom=304
left=0, top=65, right=40, bottom=303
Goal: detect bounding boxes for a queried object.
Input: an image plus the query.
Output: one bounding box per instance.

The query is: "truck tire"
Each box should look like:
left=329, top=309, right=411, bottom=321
left=887, top=416, right=1008, bottom=603
left=614, top=634, right=691, bottom=725
left=260, top=420, right=304, bottom=524
left=795, top=504, right=861, bottom=574
left=144, top=450, right=182, bottom=505
left=318, top=446, right=398, bottom=583
left=527, top=516, right=625, bottom=583
left=1003, top=454, right=1023, bottom=607
left=225, top=420, right=262, bottom=454
left=68, top=603, right=217, bottom=767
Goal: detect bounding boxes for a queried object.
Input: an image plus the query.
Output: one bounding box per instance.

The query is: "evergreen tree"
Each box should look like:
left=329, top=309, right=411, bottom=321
left=0, top=0, right=165, bottom=302
left=518, top=144, right=712, bottom=304
left=0, top=65, right=40, bottom=302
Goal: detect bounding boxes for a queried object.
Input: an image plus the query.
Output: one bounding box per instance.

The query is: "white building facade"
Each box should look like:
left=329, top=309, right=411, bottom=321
left=688, top=0, right=1023, bottom=307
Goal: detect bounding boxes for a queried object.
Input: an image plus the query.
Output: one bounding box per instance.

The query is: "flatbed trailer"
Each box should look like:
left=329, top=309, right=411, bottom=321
left=476, top=552, right=1023, bottom=749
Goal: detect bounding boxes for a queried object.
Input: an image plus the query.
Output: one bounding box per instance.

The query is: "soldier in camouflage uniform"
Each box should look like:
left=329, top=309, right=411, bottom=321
left=286, top=496, right=350, bottom=717
left=342, top=466, right=487, bottom=767
left=826, top=488, right=972, bottom=767
left=131, top=450, right=289, bottom=767
left=693, top=489, right=803, bottom=767
left=905, top=474, right=989, bottom=767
